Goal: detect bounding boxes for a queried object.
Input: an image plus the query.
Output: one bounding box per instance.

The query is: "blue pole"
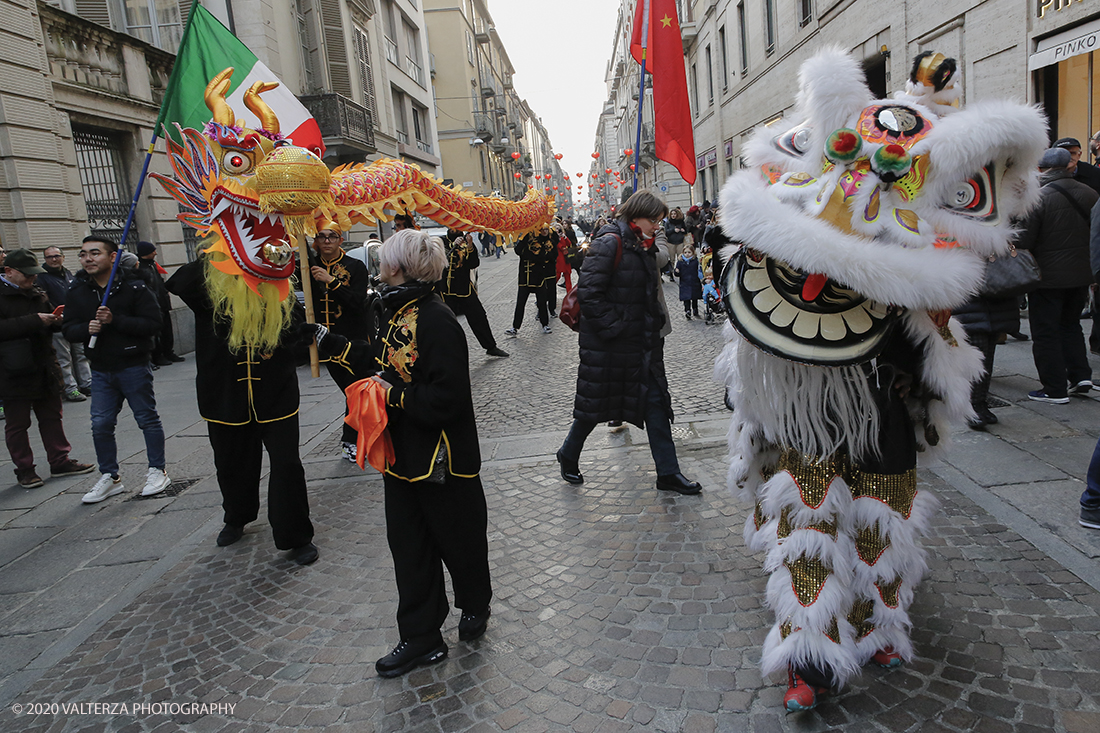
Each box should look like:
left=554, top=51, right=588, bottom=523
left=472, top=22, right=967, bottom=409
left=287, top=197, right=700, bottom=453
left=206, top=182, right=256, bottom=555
left=88, top=133, right=158, bottom=348
left=633, top=52, right=646, bottom=194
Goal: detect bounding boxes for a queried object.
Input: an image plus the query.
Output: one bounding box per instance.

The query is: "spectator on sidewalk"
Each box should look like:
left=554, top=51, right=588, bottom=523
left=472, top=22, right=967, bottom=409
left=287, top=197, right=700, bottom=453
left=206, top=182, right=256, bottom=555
left=440, top=230, right=508, bottom=358
left=1016, top=148, right=1097, bottom=403
left=136, top=242, right=183, bottom=367
left=0, top=248, right=94, bottom=488
left=39, top=246, right=91, bottom=401
left=1054, top=137, right=1100, bottom=195
left=63, top=236, right=170, bottom=503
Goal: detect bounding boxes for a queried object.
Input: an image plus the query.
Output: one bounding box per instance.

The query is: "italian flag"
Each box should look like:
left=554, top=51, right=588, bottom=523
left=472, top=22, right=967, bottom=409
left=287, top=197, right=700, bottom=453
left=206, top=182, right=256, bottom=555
left=156, top=5, right=325, bottom=157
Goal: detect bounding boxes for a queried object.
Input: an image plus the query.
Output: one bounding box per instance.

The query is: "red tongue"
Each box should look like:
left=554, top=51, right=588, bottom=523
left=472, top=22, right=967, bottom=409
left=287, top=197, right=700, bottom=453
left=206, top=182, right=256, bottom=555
left=802, top=273, right=827, bottom=302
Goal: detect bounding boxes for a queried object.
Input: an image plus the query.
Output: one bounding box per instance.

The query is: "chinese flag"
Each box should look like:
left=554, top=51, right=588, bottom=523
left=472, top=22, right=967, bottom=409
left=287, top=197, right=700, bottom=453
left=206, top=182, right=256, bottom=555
left=630, top=0, right=696, bottom=185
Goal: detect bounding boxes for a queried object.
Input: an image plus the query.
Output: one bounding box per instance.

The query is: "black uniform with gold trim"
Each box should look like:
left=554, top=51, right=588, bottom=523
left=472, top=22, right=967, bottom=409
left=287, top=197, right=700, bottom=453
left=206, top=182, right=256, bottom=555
left=439, top=231, right=501, bottom=352
left=166, top=260, right=312, bottom=551
left=511, top=229, right=557, bottom=330
left=309, top=249, right=370, bottom=342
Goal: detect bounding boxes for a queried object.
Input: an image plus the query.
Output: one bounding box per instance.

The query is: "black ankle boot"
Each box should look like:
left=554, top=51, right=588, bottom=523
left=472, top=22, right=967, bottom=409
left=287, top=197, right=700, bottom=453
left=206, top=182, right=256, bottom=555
left=556, top=449, right=583, bottom=484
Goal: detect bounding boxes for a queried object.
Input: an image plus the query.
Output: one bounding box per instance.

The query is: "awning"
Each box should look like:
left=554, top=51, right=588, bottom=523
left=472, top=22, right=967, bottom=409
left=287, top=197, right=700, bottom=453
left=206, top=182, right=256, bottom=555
left=1029, top=17, right=1100, bottom=71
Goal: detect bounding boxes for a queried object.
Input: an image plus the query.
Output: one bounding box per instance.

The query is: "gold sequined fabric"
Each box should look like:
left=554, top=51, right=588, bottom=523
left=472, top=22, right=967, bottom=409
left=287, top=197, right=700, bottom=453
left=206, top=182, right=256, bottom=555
left=875, top=576, right=903, bottom=608
left=776, top=507, right=838, bottom=540
left=824, top=617, right=841, bottom=644
left=776, top=449, right=846, bottom=509
left=847, top=599, right=876, bottom=640
left=753, top=503, right=768, bottom=531
left=855, top=522, right=891, bottom=565
left=785, top=555, right=832, bottom=606
left=850, top=468, right=917, bottom=517
left=780, top=619, right=793, bottom=640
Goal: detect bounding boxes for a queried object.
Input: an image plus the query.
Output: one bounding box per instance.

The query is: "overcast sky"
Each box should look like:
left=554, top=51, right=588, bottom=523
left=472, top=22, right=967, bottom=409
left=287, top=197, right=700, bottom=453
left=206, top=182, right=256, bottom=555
left=488, top=1, right=621, bottom=206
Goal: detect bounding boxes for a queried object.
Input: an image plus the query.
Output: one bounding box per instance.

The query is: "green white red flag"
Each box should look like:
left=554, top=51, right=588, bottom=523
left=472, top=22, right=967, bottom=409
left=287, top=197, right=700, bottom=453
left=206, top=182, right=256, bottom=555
left=156, top=5, right=324, bottom=156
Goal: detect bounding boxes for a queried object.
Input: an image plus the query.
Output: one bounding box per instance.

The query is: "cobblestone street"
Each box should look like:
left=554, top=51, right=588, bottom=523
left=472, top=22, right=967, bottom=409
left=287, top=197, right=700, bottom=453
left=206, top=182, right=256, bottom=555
left=2, top=253, right=1100, bottom=732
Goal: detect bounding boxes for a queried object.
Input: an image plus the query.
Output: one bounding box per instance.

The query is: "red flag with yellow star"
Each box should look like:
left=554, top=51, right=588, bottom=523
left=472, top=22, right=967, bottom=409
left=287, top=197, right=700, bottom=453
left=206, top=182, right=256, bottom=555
left=630, top=0, right=696, bottom=185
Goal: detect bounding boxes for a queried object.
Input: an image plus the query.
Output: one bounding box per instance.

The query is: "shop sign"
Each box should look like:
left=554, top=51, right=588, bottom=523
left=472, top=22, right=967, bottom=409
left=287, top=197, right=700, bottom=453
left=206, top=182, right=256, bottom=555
left=705, top=149, right=718, bottom=167
left=724, top=140, right=734, bottom=158
left=1038, top=0, right=1085, bottom=20
left=696, top=154, right=706, bottom=170
left=1029, top=16, right=1100, bottom=70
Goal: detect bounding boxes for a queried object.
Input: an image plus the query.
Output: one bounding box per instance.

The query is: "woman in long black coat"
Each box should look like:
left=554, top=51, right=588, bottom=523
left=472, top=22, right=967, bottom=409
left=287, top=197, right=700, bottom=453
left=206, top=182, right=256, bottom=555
left=954, top=293, right=1020, bottom=429
left=555, top=191, right=701, bottom=495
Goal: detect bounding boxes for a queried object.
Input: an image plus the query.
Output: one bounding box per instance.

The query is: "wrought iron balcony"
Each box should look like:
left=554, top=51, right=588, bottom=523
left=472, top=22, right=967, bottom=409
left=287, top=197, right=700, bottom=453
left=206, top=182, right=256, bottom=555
left=473, top=112, right=495, bottom=142
left=299, top=93, right=376, bottom=155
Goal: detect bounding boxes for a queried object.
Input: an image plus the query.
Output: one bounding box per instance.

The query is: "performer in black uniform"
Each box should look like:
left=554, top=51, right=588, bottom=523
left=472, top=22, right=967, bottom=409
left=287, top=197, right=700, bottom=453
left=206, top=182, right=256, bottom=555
left=304, top=228, right=492, bottom=678
left=505, top=226, right=557, bottom=335
left=308, top=219, right=372, bottom=461
left=439, top=229, right=508, bottom=358
left=166, top=259, right=317, bottom=565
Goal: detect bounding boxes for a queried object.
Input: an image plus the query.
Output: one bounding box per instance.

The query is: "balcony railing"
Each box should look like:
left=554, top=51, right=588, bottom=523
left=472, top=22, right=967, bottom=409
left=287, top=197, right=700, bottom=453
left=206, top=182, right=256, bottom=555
left=473, top=112, right=496, bottom=141
left=384, top=36, right=399, bottom=64
left=396, top=129, right=409, bottom=144
left=405, top=56, right=424, bottom=85
left=416, top=139, right=433, bottom=155
left=299, top=93, right=376, bottom=152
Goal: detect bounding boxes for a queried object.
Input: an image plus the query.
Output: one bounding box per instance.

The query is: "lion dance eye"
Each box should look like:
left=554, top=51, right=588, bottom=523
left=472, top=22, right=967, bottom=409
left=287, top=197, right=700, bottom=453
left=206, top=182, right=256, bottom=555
left=222, top=151, right=253, bottom=175
left=952, top=182, right=977, bottom=207
left=943, top=163, right=998, bottom=221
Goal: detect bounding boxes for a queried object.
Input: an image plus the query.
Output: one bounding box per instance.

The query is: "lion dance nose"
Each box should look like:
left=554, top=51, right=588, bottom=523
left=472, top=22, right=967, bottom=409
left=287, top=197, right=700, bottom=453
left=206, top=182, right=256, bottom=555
left=254, top=146, right=334, bottom=235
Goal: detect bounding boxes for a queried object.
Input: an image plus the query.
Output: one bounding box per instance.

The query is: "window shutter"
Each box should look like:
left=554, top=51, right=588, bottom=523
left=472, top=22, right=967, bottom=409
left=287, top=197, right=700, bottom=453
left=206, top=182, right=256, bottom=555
left=355, top=28, right=378, bottom=128
left=178, top=0, right=193, bottom=23
left=74, top=0, right=111, bottom=27
left=318, top=0, right=352, bottom=97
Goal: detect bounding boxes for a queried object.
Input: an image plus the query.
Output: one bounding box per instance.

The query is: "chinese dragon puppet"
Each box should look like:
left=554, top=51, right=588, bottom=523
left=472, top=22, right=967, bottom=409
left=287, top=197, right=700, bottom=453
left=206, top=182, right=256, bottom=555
left=714, top=49, right=1046, bottom=710
left=151, top=68, right=554, bottom=351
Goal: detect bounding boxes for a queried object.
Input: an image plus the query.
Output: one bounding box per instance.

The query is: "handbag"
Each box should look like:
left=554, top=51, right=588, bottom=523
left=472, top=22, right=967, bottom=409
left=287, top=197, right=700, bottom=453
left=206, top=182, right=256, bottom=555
left=560, top=233, right=622, bottom=332
left=979, top=243, right=1041, bottom=298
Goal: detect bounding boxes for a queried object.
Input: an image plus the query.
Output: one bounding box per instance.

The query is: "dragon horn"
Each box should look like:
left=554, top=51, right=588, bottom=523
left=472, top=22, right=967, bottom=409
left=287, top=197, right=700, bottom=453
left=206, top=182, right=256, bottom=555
left=243, top=81, right=281, bottom=135
left=204, top=68, right=236, bottom=126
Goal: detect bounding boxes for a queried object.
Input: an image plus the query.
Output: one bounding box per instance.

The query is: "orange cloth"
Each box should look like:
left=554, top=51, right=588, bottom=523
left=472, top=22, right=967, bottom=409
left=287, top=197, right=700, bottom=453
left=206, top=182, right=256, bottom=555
left=344, top=378, right=396, bottom=472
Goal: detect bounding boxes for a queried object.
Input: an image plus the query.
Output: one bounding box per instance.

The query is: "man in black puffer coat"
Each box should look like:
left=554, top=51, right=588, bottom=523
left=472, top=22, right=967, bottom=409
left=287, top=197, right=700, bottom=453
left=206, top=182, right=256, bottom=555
left=556, top=190, right=701, bottom=495
left=1016, top=147, right=1098, bottom=403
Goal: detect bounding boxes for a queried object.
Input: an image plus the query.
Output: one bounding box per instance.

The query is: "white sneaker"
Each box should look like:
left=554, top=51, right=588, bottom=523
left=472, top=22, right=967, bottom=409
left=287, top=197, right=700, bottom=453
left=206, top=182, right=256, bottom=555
left=341, top=441, right=358, bottom=463
left=542, top=325, right=552, bottom=334
left=82, top=473, right=124, bottom=504
left=141, top=467, right=171, bottom=496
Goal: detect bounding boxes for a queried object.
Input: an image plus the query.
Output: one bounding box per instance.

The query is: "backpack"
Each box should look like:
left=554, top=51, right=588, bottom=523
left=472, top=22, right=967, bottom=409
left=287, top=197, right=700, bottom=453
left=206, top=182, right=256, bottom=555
left=559, top=232, right=622, bottom=332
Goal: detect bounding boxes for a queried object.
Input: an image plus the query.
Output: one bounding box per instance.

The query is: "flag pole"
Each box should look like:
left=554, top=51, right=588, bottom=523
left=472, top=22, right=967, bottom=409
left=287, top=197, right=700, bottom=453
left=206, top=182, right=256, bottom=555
left=88, top=134, right=158, bottom=348
left=632, top=0, right=651, bottom=193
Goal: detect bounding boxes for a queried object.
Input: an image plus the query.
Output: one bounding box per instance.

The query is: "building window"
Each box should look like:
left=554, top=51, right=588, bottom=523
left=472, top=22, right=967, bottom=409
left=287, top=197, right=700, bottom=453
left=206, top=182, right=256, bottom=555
left=704, top=44, right=712, bottom=105
left=737, top=3, right=748, bottom=73
left=412, top=105, right=433, bottom=154
left=800, top=0, right=813, bottom=27
left=355, top=27, right=379, bottom=129
left=698, top=166, right=707, bottom=203
left=765, top=0, right=776, bottom=55
left=403, top=22, right=424, bottom=86
left=719, top=26, right=729, bottom=88
left=118, top=0, right=183, bottom=51
left=72, top=127, right=140, bottom=251
left=690, top=63, right=698, bottom=117
left=383, top=0, right=400, bottom=64
left=466, top=30, right=474, bottom=64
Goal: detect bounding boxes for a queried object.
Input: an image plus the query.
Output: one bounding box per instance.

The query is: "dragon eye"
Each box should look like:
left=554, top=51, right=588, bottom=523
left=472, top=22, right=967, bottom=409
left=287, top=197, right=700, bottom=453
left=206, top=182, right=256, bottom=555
left=222, top=151, right=253, bottom=175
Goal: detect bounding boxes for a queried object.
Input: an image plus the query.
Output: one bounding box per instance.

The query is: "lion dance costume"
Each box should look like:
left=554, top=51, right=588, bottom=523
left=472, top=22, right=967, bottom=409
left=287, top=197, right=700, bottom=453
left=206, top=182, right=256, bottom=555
left=152, top=69, right=553, bottom=559
left=714, top=50, right=1045, bottom=710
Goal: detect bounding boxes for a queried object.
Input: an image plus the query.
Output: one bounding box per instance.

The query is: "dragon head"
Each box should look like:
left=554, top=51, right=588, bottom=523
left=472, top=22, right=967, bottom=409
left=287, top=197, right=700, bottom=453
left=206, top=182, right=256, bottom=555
left=152, top=68, right=333, bottom=300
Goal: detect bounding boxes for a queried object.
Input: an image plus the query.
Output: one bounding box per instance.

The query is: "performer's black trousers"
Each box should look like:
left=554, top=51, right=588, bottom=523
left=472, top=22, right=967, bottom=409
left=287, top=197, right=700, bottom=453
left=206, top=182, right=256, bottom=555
left=513, top=284, right=550, bottom=329
left=325, top=361, right=359, bottom=444
left=384, top=473, right=492, bottom=643
left=208, top=416, right=314, bottom=550
left=443, top=294, right=498, bottom=351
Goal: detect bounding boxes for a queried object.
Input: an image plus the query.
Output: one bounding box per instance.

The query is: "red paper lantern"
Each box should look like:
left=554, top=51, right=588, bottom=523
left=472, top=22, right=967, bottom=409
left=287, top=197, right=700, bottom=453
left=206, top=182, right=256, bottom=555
left=591, top=152, right=600, bottom=159
left=513, top=172, right=521, bottom=179
left=605, top=168, right=612, bottom=175
left=554, top=153, right=563, bottom=160
left=624, top=148, right=634, bottom=156
left=544, top=173, right=552, bottom=180
left=553, top=185, right=558, bottom=190
left=544, top=187, right=551, bottom=192
left=576, top=173, right=582, bottom=178
left=629, top=164, right=635, bottom=171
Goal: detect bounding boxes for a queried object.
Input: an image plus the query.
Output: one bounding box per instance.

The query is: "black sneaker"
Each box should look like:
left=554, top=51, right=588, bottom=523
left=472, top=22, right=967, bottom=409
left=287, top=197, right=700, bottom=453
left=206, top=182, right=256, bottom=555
left=486, top=346, right=510, bottom=357
left=1081, top=506, right=1100, bottom=530
left=375, top=638, right=448, bottom=678
left=458, top=607, right=491, bottom=641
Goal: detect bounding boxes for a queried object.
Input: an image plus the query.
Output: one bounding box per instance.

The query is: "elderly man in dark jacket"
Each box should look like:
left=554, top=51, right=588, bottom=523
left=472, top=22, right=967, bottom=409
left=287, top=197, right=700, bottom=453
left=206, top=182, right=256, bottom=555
left=39, top=246, right=91, bottom=401
left=556, top=190, right=701, bottom=495
left=1017, top=147, right=1099, bottom=403
left=0, top=249, right=93, bottom=487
